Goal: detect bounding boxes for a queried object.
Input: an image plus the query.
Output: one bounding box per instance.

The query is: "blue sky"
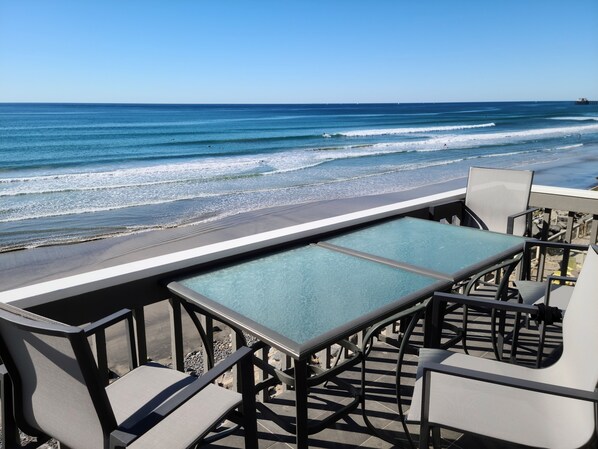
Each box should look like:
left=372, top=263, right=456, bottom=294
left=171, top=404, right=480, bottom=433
left=1, top=1, right=597, bottom=103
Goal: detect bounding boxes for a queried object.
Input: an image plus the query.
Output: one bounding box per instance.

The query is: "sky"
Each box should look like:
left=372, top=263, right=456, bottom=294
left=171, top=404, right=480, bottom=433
left=0, top=1, right=597, bottom=104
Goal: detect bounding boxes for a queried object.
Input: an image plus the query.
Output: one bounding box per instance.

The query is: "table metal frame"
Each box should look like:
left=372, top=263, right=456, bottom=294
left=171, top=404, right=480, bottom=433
left=167, top=217, right=526, bottom=449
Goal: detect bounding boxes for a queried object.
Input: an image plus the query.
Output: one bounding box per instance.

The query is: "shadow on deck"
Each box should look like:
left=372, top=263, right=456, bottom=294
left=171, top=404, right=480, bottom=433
left=201, top=308, right=560, bottom=449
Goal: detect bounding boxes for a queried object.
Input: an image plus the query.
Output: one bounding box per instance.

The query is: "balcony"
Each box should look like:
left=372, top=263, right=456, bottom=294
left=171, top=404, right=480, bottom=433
left=0, top=183, right=596, bottom=448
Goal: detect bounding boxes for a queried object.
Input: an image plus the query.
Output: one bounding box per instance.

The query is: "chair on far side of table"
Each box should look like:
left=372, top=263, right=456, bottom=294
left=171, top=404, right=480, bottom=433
left=0, top=302, right=258, bottom=449
left=456, top=166, right=536, bottom=360
left=461, top=166, right=536, bottom=236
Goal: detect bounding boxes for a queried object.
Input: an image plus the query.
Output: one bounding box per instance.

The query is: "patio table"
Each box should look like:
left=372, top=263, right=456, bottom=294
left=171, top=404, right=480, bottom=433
left=167, top=217, right=525, bottom=448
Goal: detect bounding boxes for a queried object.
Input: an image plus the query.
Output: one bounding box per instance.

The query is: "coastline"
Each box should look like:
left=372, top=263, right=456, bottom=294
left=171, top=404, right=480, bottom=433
left=0, top=177, right=467, bottom=291
left=2, top=146, right=598, bottom=292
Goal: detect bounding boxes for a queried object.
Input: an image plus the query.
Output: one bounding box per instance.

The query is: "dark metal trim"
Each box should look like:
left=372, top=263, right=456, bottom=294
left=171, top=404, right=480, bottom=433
left=168, top=279, right=451, bottom=360
left=450, top=242, right=526, bottom=283
left=316, top=241, right=453, bottom=281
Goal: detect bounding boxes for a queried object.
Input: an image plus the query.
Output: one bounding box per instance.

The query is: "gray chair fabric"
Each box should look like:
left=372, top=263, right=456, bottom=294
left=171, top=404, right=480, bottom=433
left=516, top=280, right=574, bottom=310
left=0, top=302, right=254, bottom=449
left=409, top=245, right=598, bottom=449
left=463, top=166, right=534, bottom=236
left=107, top=363, right=241, bottom=449
left=0, top=304, right=107, bottom=449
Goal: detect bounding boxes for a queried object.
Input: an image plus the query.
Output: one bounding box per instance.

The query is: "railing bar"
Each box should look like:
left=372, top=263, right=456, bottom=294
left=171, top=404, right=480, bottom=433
left=565, top=211, right=575, bottom=243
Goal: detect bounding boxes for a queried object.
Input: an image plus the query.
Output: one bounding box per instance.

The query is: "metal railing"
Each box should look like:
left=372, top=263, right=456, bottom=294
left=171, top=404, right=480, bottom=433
left=0, top=184, right=596, bottom=376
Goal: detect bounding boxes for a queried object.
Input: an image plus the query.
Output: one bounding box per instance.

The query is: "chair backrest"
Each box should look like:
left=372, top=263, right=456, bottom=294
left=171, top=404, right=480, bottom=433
left=0, top=302, right=115, bottom=449
left=464, top=167, right=534, bottom=236
left=553, top=245, right=598, bottom=391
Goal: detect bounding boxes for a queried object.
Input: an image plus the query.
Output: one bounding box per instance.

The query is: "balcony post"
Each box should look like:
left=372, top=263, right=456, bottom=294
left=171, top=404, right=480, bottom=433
left=168, top=298, right=185, bottom=372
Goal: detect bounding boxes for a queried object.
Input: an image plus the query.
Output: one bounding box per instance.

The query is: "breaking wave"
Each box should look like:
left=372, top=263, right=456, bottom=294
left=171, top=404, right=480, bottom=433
left=330, top=123, right=496, bottom=137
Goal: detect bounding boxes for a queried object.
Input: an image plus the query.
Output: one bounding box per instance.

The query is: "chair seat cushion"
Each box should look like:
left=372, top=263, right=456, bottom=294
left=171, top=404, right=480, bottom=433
left=106, top=362, right=242, bottom=449
left=408, top=349, right=595, bottom=449
left=516, top=280, right=574, bottom=310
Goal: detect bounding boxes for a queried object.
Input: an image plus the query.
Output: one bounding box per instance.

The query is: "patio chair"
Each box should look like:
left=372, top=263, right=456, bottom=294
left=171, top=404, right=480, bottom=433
left=409, top=245, right=598, bottom=449
left=454, top=167, right=535, bottom=358
left=0, top=302, right=258, bottom=449
left=461, top=166, right=535, bottom=236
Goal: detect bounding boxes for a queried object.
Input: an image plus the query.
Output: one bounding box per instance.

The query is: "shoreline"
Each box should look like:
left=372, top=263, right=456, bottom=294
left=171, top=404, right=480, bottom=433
left=0, top=177, right=467, bottom=291
left=2, top=147, right=598, bottom=292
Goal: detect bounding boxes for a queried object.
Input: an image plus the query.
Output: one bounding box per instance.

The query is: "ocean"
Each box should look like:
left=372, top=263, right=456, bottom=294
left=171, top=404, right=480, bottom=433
left=1, top=101, right=598, bottom=252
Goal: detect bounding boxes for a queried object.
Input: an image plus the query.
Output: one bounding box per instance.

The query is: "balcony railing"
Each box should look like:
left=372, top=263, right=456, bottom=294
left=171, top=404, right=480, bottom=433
left=1, top=184, right=596, bottom=369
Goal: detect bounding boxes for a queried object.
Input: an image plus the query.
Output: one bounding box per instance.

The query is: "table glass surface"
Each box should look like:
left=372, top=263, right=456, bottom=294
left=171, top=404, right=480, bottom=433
left=177, top=245, right=439, bottom=346
left=323, top=217, right=525, bottom=277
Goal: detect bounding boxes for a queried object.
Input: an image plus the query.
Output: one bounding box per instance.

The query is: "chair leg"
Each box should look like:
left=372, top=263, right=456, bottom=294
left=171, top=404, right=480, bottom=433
left=419, top=423, right=430, bottom=449
left=491, top=309, right=509, bottom=361
left=509, top=311, right=522, bottom=363
left=419, top=425, right=441, bottom=449
left=0, top=366, right=20, bottom=449
left=432, top=427, right=441, bottom=449
left=535, top=322, right=547, bottom=368
left=461, top=305, right=470, bottom=355
left=239, top=352, right=258, bottom=449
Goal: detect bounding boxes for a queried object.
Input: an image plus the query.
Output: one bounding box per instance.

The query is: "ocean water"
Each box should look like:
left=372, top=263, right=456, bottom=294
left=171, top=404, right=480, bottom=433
left=1, top=101, right=598, bottom=252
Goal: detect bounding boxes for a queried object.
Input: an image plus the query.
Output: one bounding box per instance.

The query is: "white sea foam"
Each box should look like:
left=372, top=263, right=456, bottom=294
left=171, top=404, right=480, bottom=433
left=556, top=144, right=584, bottom=150
left=2, top=122, right=597, bottom=225
left=3, top=122, right=596, bottom=200
left=0, top=192, right=227, bottom=223
left=333, top=123, right=496, bottom=137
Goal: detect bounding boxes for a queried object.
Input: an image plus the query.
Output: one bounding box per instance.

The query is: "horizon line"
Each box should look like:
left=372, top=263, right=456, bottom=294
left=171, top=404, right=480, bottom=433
left=0, top=99, right=590, bottom=106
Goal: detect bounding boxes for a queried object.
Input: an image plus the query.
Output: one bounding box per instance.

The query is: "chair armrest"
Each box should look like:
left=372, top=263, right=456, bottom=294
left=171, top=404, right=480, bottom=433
left=82, top=308, right=133, bottom=336
left=424, top=291, right=538, bottom=349
left=542, top=275, right=577, bottom=310
left=83, top=308, right=138, bottom=376
left=546, top=275, right=577, bottom=284
left=109, top=344, right=257, bottom=448
left=431, top=292, right=538, bottom=316
left=507, top=207, right=538, bottom=235
left=546, top=275, right=577, bottom=291
left=420, top=361, right=598, bottom=403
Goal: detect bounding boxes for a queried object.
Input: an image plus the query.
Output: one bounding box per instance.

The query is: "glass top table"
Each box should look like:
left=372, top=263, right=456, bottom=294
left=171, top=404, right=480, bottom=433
left=168, top=217, right=525, bottom=360
left=320, top=216, right=526, bottom=282
left=167, top=216, right=526, bottom=449
left=171, top=244, right=448, bottom=358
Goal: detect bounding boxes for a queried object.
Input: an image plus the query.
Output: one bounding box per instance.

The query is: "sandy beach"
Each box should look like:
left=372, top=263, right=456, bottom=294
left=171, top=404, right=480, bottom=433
left=0, top=177, right=467, bottom=291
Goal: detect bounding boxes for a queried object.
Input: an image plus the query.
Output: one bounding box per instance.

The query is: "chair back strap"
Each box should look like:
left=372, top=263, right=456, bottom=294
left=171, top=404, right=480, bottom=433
left=464, top=167, right=533, bottom=236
